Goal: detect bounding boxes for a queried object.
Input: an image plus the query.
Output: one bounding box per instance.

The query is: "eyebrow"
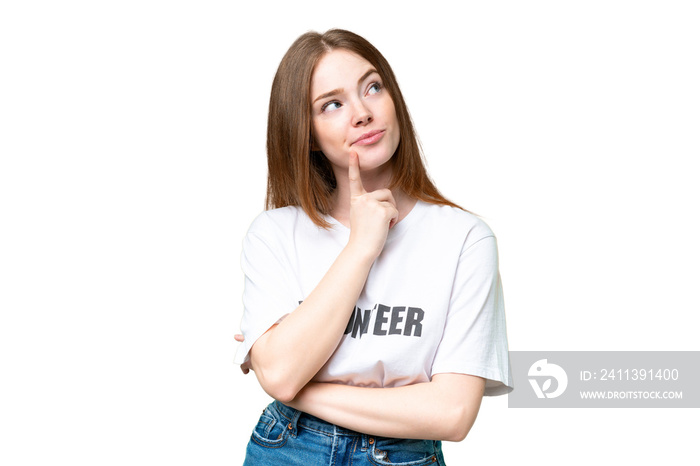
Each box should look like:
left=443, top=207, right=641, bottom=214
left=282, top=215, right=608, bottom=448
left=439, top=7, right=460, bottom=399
left=312, top=68, right=379, bottom=104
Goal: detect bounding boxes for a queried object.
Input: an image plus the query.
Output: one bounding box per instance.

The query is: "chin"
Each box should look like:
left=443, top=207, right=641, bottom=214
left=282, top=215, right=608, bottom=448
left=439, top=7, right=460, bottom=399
left=355, top=144, right=396, bottom=170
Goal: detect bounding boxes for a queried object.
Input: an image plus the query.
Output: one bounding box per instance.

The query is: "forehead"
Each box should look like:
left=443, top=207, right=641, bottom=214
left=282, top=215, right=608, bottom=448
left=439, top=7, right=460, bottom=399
left=311, top=49, right=374, bottom=94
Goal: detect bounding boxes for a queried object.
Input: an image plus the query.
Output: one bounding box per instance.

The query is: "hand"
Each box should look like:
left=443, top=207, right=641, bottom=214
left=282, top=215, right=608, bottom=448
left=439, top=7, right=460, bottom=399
left=347, top=151, right=398, bottom=260
left=234, top=333, right=252, bottom=374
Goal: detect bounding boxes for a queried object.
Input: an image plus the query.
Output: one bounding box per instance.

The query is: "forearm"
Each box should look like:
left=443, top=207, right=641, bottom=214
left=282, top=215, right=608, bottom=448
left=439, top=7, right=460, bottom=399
left=250, top=242, right=374, bottom=402
left=287, top=373, right=485, bottom=441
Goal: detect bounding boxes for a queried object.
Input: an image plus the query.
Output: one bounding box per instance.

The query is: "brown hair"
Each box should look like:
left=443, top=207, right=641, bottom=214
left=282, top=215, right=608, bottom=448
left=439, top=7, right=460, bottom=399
left=265, top=29, right=462, bottom=228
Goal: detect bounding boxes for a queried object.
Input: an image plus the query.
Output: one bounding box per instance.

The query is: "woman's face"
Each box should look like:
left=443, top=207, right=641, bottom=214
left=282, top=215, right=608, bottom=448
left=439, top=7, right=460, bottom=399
left=310, top=49, right=400, bottom=176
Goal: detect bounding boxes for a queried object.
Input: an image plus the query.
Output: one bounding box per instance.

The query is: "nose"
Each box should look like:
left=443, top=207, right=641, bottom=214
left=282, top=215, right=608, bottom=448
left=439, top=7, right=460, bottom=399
left=352, top=101, right=373, bottom=126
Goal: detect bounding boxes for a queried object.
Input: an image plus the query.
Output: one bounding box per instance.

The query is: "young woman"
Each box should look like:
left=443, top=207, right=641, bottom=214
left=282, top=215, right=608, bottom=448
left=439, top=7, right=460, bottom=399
left=234, top=29, right=512, bottom=465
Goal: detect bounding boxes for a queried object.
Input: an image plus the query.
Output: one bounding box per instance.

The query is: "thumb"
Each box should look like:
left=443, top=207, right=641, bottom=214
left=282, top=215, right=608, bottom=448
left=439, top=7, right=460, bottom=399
left=348, top=151, right=365, bottom=197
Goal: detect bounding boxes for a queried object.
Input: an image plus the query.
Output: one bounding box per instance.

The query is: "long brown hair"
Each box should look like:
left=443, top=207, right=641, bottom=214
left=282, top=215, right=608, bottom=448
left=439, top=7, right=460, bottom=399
left=266, top=29, right=462, bottom=228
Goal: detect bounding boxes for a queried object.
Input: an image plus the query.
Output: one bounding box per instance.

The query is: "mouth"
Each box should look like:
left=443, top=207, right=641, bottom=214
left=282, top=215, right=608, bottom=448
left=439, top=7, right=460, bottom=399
left=351, top=130, right=385, bottom=146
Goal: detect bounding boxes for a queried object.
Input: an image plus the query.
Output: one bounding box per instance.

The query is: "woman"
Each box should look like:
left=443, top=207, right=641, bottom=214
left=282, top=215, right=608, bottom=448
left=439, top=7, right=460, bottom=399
left=234, top=29, right=512, bottom=465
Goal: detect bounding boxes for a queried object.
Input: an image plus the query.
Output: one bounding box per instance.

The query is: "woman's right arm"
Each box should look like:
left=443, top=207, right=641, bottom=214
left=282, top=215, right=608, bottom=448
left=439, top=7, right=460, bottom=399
left=249, top=152, right=397, bottom=403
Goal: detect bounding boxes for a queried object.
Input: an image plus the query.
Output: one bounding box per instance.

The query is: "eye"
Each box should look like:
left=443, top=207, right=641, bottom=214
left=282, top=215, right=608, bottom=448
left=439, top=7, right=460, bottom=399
left=367, top=82, right=382, bottom=95
left=321, top=100, right=342, bottom=113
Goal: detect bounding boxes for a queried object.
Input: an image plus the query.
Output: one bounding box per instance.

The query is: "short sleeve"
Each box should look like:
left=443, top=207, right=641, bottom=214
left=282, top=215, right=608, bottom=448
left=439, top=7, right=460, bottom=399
left=233, top=213, right=301, bottom=365
left=431, top=234, right=513, bottom=396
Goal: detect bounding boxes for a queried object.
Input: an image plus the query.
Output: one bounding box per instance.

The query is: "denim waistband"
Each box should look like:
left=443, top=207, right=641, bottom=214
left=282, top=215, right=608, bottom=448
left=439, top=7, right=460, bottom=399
left=272, top=400, right=365, bottom=437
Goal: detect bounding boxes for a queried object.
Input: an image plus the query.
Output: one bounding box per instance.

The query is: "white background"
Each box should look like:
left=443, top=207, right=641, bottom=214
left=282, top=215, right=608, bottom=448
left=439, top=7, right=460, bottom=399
left=1, top=1, right=698, bottom=464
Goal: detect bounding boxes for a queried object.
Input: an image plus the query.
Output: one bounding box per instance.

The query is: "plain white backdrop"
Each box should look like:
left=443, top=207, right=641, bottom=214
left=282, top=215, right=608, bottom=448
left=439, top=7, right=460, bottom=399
left=1, top=1, right=698, bottom=464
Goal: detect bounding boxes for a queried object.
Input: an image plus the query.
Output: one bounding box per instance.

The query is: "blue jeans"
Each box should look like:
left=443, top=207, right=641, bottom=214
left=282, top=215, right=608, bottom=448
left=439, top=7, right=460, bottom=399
left=243, top=400, right=446, bottom=465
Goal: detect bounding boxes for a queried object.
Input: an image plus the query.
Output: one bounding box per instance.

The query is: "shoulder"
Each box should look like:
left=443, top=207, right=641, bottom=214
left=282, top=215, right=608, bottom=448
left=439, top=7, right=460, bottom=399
left=241, top=207, right=311, bottom=262
left=246, top=206, right=309, bottom=236
left=418, top=202, right=495, bottom=248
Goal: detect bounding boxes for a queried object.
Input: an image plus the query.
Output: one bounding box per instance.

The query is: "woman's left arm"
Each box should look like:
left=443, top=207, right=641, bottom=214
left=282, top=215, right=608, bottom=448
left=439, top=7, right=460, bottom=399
left=286, top=373, right=485, bottom=442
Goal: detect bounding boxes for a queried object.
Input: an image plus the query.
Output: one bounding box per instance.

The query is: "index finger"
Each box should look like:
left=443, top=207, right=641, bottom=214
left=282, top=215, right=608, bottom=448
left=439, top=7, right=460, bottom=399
left=348, top=151, right=365, bottom=196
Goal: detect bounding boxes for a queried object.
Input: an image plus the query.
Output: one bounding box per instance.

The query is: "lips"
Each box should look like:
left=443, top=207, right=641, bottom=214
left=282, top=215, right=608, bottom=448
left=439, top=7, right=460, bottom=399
left=351, top=130, right=385, bottom=146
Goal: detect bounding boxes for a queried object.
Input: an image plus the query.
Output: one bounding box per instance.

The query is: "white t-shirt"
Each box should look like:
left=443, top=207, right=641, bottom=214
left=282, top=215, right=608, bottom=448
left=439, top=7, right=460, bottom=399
left=234, top=201, right=513, bottom=396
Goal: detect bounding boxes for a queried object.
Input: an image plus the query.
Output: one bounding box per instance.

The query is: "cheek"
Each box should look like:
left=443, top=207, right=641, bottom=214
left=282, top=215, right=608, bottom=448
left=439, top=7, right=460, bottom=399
left=383, top=100, right=398, bottom=127
left=313, top=119, right=346, bottom=153
left=381, top=101, right=400, bottom=145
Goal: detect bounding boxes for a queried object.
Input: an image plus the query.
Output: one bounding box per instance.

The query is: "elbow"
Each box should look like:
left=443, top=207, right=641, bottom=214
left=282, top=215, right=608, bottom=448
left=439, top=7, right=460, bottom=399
left=429, top=373, right=485, bottom=442
left=443, top=405, right=478, bottom=442
left=267, top=383, right=299, bottom=404
left=254, top=369, right=302, bottom=404
left=249, top=346, right=304, bottom=403
left=445, top=425, right=471, bottom=443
